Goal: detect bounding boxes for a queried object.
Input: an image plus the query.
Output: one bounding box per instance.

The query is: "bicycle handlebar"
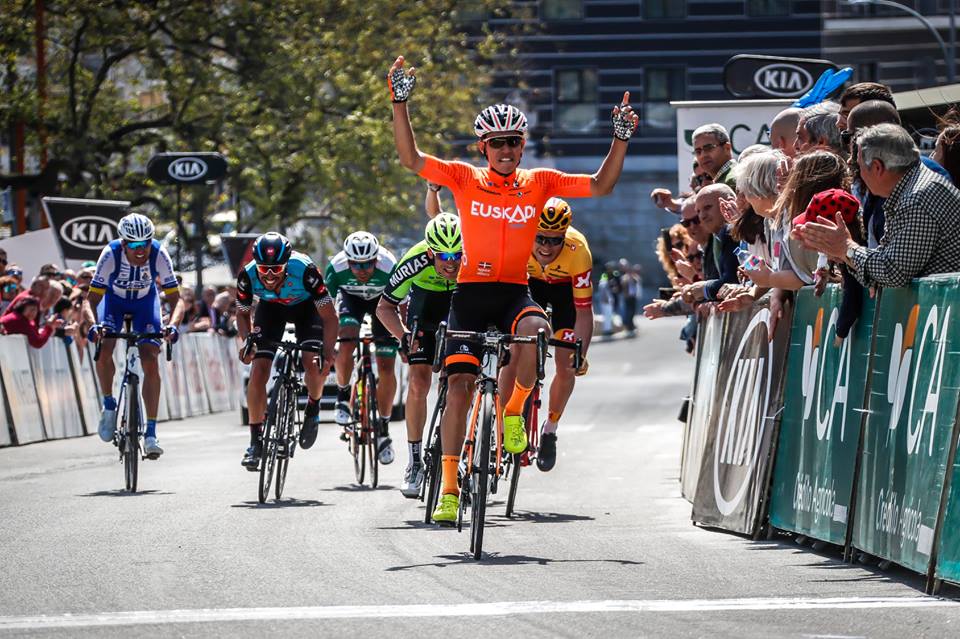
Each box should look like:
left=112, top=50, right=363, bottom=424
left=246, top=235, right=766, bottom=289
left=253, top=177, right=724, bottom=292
left=94, top=331, right=171, bottom=362
left=432, top=322, right=583, bottom=376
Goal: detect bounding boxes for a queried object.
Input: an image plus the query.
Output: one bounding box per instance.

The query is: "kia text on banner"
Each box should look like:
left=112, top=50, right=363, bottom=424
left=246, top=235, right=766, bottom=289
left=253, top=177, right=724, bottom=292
left=681, top=309, right=723, bottom=503
left=41, top=197, right=128, bottom=270
left=852, top=276, right=960, bottom=575
left=768, top=286, right=876, bottom=545
left=691, top=298, right=792, bottom=534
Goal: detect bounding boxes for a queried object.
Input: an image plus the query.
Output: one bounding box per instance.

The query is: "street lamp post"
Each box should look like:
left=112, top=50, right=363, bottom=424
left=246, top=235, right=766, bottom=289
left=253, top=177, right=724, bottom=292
left=843, top=0, right=956, bottom=84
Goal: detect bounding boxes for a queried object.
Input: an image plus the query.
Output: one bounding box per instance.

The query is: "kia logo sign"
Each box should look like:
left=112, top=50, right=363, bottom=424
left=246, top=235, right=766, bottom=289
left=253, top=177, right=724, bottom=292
left=168, top=157, right=208, bottom=181
left=146, top=152, right=227, bottom=185
left=754, top=63, right=813, bottom=98
left=59, top=215, right=118, bottom=250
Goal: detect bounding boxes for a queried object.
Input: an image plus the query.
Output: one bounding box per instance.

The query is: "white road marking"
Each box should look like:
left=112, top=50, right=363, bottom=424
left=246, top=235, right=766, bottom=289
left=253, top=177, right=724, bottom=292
left=0, top=597, right=953, bottom=630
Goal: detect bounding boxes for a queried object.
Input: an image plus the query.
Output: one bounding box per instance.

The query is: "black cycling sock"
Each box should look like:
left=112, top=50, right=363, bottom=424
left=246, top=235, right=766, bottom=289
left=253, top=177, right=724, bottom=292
left=336, top=384, right=350, bottom=402
left=304, top=397, right=320, bottom=418
left=379, top=418, right=390, bottom=438
left=410, top=440, right=422, bottom=465
left=249, top=423, right=263, bottom=446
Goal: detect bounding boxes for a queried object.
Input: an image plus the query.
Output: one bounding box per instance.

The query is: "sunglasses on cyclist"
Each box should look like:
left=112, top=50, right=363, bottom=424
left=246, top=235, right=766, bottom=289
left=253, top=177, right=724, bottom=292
left=434, top=251, right=463, bottom=262
left=256, top=264, right=286, bottom=276
left=349, top=260, right=376, bottom=270
left=124, top=240, right=150, bottom=250
left=485, top=136, right=523, bottom=149
left=680, top=215, right=700, bottom=228
left=535, top=234, right=565, bottom=247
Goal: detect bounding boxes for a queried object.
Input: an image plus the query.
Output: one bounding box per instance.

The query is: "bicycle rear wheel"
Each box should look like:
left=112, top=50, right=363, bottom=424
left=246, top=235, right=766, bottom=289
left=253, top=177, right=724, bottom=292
left=259, top=382, right=284, bottom=503
left=422, top=379, right=447, bottom=523
left=470, top=386, right=493, bottom=560
left=506, top=385, right=539, bottom=517
left=366, top=372, right=380, bottom=488
left=274, top=384, right=296, bottom=500
left=124, top=385, right=141, bottom=493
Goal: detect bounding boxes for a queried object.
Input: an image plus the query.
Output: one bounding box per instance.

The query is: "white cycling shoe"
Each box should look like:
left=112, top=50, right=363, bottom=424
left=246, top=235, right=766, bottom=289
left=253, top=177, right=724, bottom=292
left=377, top=436, right=395, bottom=465
left=334, top=401, right=352, bottom=426
left=143, top=436, right=164, bottom=459
left=98, top=409, right=117, bottom=442
left=400, top=463, right=423, bottom=498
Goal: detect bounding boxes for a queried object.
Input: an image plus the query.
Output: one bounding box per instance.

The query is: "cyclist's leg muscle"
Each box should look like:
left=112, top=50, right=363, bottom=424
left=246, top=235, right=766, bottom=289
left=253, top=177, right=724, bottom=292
left=247, top=358, right=272, bottom=424
left=94, top=338, right=117, bottom=396
left=138, top=343, right=162, bottom=418
left=406, top=364, right=432, bottom=442
left=335, top=323, right=359, bottom=386
left=440, top=372, right=476, bottom=457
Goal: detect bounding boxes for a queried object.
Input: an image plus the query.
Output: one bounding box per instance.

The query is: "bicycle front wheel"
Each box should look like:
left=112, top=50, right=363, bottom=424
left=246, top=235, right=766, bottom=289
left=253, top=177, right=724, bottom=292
left=470, top=386, right=494, bottom=560
left=422, top=379, right=447, bottom=523
left=259, top=382, right=284, bottom=503
left=274, top=384, right=297, bottom=500
left=124, top=383, right=141, bottom=493
left=352, top=380, right=365, bottom=485
left=366, top=372, right=380, bottom=489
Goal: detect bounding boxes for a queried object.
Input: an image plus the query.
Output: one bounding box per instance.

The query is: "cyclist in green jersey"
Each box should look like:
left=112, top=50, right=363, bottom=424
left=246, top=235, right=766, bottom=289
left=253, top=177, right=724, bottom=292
left=324, top=231, right=399, bottom=464
left=377, top=213, right=461, bottom=498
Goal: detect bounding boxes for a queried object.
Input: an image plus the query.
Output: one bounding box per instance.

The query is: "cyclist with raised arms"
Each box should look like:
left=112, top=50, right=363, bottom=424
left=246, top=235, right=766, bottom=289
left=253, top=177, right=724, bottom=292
left=325, top=231, right=399, bottom=465
left=376, top=213, right=461, bottom=498
left=86, top=213, right=184, bottom=459
left=501, top=198, right=594, bottom=472
left=236, top=232, right=337, bottom=469
left=388, top=55, right=637, bottom=523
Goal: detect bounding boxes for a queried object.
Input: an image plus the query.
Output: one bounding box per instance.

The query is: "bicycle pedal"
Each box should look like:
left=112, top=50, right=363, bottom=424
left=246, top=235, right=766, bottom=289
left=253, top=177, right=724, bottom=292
left=145, top=453, right=159, bottom=461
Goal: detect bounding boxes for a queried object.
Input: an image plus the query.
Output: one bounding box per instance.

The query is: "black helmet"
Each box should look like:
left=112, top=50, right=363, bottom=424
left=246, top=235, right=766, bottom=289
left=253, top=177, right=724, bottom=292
left=253, top=232, right=291, bottom=266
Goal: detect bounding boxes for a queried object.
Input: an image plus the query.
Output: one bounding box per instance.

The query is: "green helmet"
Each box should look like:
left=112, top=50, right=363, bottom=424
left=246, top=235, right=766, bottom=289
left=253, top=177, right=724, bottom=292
left=424, top=213, right=462, bottom=253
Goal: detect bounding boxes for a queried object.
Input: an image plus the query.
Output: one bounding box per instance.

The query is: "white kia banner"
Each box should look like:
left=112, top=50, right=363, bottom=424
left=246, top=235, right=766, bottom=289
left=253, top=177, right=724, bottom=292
left=41, top=196, right=129, bottom=270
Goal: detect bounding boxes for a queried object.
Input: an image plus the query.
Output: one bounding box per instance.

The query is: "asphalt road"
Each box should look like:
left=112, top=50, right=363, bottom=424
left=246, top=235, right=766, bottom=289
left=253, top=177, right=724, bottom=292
left=1, top=317, right=958, bottom=638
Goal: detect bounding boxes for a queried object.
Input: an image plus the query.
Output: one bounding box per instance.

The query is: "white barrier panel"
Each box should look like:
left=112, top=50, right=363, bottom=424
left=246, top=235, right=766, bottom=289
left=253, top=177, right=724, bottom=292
left=181, top=335, right=210, bottom=416
left=218, top=337, right=243, bottom=405
left=29, top=339, right=85, bottom=440
left=194, top=334, right=232, bottom=412
left=164, top=340, right=189, bottom=420
left=0, top=335, right=46, bottom=444
left=0, top=367, right=11, bottom=447
left=69, top=342, right=100, bottom=436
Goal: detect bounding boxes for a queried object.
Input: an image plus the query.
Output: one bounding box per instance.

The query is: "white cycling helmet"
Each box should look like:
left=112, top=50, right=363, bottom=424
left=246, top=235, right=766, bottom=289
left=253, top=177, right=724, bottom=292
left=474, top=104, right=528, bottom=139
left=117, top=213, right=155, bottom=242
left=343, top=231, right=380, bottom=262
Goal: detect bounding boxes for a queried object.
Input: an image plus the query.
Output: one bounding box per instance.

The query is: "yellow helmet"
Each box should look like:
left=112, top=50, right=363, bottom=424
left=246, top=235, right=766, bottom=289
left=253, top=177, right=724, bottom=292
left=539, top=197, right=572, bottom=232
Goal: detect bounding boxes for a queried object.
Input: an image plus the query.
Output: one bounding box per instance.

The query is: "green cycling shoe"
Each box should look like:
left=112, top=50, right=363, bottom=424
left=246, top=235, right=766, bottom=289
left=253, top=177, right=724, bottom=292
left=503, top=414, right=528, bottom=454
left=432, top=493, right=459, bottom=525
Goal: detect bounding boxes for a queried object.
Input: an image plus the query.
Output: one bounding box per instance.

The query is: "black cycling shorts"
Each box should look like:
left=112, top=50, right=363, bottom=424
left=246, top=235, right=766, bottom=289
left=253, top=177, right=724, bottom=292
left=528, top=277, right=577, bottom=341
left=444, top=283, right=547, bottom=376
left=337, top=293, right=399, bottom=357
left=252, top=299, right=323, bottom=360
left=404, top=287, right=453, bottom=365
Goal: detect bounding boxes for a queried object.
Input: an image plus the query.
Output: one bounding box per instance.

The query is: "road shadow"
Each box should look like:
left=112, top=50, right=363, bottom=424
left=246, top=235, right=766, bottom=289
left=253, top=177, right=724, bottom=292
left=320, top=483, right=396, bottom=492
left=77, top=489, right=173, bottom=497
left=387, top=553, right=644, bottom=571
left=376, top=519, right=457, bottom=531
left=230, top=498, right=329, bottom=509
left=491, top=510, right=595, bottom=524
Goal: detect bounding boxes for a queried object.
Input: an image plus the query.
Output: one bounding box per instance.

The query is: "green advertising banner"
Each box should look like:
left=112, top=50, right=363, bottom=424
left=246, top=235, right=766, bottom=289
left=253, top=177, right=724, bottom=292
left=852, top=276, right=960, bottom=576
left=935, top=429, right=960, bottom=585
left=768, top=285, right=876, bottom=545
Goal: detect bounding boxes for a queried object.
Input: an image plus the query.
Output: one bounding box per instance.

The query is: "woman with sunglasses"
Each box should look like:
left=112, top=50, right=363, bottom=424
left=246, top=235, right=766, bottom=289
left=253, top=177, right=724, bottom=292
left=324, top=231, right=399, bottom=465
left=236, top=232, right=338, bottom=470
left=376, top=213, right=462, bottom=498
left=86, top=212, right=185, bottom=459
left=388, top=54, right=637, bottom=524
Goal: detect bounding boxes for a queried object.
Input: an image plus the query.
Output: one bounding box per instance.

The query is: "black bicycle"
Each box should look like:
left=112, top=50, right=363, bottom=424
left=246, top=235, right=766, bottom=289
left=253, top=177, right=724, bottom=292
left=338, top=333, right=394, bottom=488
left=244, top=337, right=321, bottom=503
left=432, top=322, right=553, bottom=560
left=420, top=372, right=448, bottom=524
left=94, top=319, right=171, bottom=493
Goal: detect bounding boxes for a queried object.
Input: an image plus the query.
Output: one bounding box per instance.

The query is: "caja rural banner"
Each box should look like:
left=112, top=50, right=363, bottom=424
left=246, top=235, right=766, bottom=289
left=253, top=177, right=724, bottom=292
left=768, top=285, right=876, bottom=545
left=852, top=276, right=960, bottom=575
left=691, top=297, right=793, bottom=534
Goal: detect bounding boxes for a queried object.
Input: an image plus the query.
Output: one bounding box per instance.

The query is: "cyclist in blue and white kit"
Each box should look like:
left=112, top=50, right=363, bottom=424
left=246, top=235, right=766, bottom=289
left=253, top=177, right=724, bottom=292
left=86, top=213, right=184, bottom=459
left=236, top=232, right=338, bottom=469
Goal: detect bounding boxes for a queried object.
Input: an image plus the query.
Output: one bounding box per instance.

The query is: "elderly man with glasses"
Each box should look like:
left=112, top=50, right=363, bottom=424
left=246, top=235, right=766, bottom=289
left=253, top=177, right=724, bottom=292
left=692, top=123, right=737, bottom=190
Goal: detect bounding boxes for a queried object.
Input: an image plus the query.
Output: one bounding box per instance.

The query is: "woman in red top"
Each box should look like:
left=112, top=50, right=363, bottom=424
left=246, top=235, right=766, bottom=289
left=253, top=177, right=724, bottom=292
left=0, top=295, right=61, bottom=348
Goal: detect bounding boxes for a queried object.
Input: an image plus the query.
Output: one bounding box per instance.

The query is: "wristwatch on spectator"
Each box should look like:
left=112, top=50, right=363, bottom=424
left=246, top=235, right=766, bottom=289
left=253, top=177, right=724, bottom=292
left=845, top=242, right=858, bottom=264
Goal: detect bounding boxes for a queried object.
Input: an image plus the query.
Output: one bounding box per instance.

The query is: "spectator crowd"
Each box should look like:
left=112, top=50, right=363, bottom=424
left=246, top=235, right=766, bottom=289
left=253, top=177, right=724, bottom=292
left=643, top=81, right=960, bottom=355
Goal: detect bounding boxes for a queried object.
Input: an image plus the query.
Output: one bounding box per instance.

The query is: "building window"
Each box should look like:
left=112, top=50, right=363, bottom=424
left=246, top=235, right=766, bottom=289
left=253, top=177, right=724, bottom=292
left=745, top=0, right=790, bottom=16
left=554, top=68, right=598, bottom=133
left=541, top=0, right=582, bottom=20
left=643, top=0, right=685, bottom=19
left=856, top=62, right=878, bottom=83
left=644, top=68, right=685, bottom=130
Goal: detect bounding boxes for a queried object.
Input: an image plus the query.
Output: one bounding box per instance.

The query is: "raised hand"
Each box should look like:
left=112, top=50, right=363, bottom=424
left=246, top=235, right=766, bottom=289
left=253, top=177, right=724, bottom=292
left=388, top=55, right=417, bottom=103
left=611, top=91, right=639, bottom=141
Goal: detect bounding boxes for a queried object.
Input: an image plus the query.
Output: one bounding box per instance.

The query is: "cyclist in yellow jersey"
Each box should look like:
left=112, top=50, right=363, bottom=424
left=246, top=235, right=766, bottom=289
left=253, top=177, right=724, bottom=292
left=501, top=198, right=593, bottom=471
left=388, top=55, right=637, bottom=524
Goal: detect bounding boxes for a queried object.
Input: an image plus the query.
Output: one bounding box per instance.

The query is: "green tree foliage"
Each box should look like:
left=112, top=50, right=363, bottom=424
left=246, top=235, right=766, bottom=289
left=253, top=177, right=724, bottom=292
left=1, top=0, right=501, bottom=242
